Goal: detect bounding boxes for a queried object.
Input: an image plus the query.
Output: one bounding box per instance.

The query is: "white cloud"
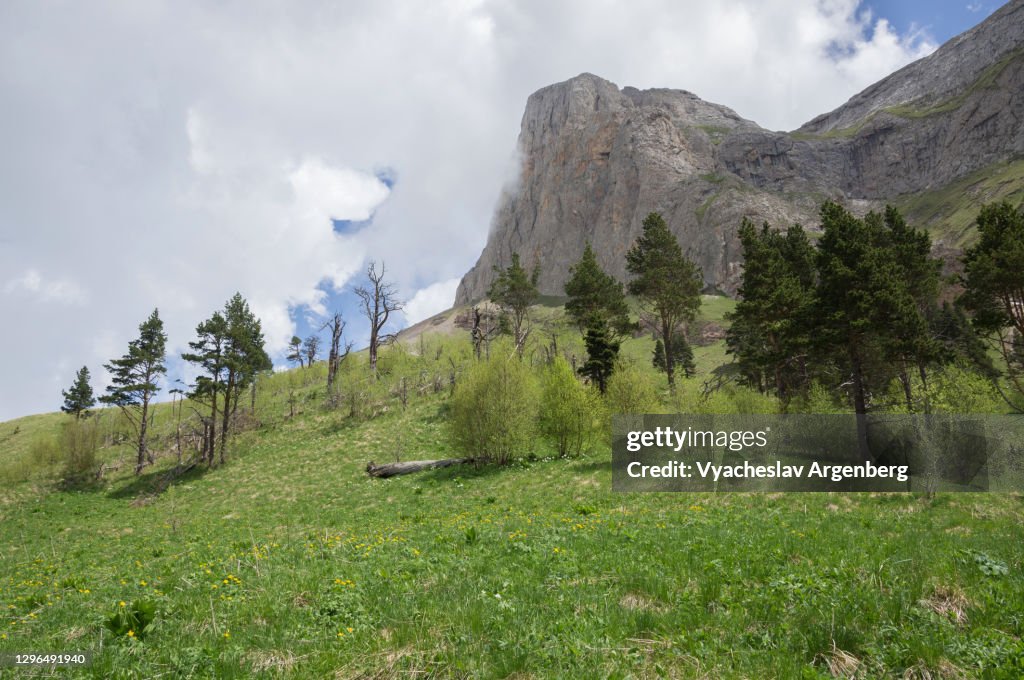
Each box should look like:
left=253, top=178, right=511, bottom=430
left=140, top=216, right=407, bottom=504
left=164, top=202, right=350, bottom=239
left=0, top=0, right=940, bottom=420
left=404, top=278, right=462, bottom=325
left=288, top=157, right=390, bottom=233
left=4, top=269, right=87, bottom=305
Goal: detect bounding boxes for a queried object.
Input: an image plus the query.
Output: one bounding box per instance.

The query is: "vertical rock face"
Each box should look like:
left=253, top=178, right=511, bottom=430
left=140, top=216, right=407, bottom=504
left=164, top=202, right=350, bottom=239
left=455, top=0, right=1024, bottom=304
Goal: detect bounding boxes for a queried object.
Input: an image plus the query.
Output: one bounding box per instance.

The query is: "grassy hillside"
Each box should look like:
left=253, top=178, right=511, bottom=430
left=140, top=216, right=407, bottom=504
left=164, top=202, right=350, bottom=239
left=895, top=159, right=1024, bottom=249
left=0, top=300, right=1022, bottom=678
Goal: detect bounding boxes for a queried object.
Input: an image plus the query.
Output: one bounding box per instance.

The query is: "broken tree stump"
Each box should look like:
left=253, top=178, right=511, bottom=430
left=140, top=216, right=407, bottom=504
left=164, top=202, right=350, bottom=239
left=365, top=458, right=473, bottom=478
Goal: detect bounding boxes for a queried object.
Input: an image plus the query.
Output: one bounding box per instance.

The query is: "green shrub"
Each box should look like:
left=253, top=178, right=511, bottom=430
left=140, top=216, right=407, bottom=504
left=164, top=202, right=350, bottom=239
left=105, top=599, right=157, bottom=639
left=604, top=363, right=660, bottom=415
left=61, top=418, right=100, bottom=480
left=540, top=357, right=599, bottom=457
left=789, top=381, right=848, bottom=414
left=680, top=383, right=780, bottom=414
left=450, top=345, right=539, bottom=465
left=922, top=364, right=1005, bottom=414
left=29, top=434, right=61, bottom=466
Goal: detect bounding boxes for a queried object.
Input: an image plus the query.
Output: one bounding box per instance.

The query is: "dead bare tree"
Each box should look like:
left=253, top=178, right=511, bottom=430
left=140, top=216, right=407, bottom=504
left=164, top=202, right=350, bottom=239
left=321, top=312, right=353, bottom=401
left=470, top=304, right=501, bottom=360
left=354, top=261, right=403, bottom=375
left=303, top=335, right=321, bottom=366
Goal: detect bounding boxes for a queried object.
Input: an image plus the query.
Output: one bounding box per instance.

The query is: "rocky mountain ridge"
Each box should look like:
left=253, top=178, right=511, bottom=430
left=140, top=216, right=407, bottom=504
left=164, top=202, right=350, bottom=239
left=455, top=0, right=1024, bottom=304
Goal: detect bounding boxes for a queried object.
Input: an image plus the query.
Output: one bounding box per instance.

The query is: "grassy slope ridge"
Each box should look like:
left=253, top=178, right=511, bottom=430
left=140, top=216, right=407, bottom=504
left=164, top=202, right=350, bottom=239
left=0, top=300, right=1022, bottom=678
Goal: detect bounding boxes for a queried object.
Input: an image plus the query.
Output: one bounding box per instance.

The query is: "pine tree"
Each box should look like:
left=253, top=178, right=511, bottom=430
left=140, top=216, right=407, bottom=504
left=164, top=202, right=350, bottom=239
left=218, top=293, right=272, bottom=462
left=61, top=366, right=95, bottom=419
left=960, top=201, right=1024, bottom=410
left=182, top=312, right=228, bottom=465
left=812, top=202, right=939, bottom=456
left=927, top=302, right=994, bottom=375
left=726, top=219, right=815, bottom=399
left=626, top=212, right=702, bottom=391
left=579, top=324, right=620, bottom=393
left=565, top=243, right=635, bottom=392
left=99, top=309, right=167, bottom=474
left=488, top=252, right=540, bottom=356
left=286, top=336, right=304, bottom=368
left=881, top=206, right=944, bottom=409
left=183, top=294, right=271, bottom=466
left=653, top=333, right=695, bottom=379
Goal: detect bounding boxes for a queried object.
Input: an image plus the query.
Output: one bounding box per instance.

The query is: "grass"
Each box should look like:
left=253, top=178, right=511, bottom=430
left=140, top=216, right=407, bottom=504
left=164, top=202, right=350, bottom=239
left=894, top=159, right=1024, bottom=247
left=0, top=300, right=1022, bottom=678
left=793, top=48, right=1023, bottom=140
left=884, top=48, right=1023, bottom=121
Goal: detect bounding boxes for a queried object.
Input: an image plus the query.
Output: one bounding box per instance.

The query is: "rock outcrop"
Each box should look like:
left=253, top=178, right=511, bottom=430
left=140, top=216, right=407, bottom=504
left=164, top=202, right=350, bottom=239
left=456, top=0, right=1024, bottom=303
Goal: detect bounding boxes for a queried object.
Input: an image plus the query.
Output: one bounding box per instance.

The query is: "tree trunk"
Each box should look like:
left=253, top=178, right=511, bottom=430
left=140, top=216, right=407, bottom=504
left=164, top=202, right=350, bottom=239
left=220, top=372, right=234, bottom=466
left=918, top=363, right=931, bottom=414
left=662, top=319, right=676, bottom=392
left=366, top=458, right=473, bottom=478
left=369, top=327, right=379, bottom=375
left=208, top=386, right=218, bottom=467
left=136, top=397, right=149, bottom=475
left=899, top=363, right=914, bottom=412
left=849, top=344, right=872, bottom=463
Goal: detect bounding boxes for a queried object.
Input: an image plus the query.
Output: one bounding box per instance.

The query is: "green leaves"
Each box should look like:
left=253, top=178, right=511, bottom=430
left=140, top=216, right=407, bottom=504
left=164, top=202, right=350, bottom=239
left=61, top=366, right=95, bottom=419
left=99, top=309, right=167, bottom=409
left=488, top=253, right=540, bottom=354
left=961, top=201, right=1024, bottom=334
left=729, top=202, right=949, bottom=413
left=565, top=243, right=633, bottom=336
left=626, top=212, right=703, bottom=390
left=105, top=599, right=157, bottom=640
left=565, top=243, right=636, bottom=392
left=625, top=213, right=702, bottom=325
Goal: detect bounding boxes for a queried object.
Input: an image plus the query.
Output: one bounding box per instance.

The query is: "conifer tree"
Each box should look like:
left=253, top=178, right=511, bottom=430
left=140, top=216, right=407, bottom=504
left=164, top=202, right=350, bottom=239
left=61, top=366, right=95, bottom=419
left=579, top=325, right=620, bottom=393
left=726, top=219, right=815, bottom=399
left=218, top=293, right=272, bottom=461
left=488, top=252, right=540, bottom=356
left=183, top=294, right=271, bottom=466
left=99, top=309, right=167, bottom=474
left=653, top=334, right=695, bottom=379
left=565, top=243, right=635, bottom=392
left=182, top=312, right=228, bottom=465
left=626, top=212, right=702, bottom=391
left=286, top=336, right=304, bottom=368
left=881, top=206, right=943, bottom=407
left=960, top=201, right=1024, bottom=410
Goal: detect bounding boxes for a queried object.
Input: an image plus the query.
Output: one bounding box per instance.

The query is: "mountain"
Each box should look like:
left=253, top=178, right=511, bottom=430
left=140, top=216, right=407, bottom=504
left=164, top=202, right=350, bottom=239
left=455, top=0, right=1024, bottom=304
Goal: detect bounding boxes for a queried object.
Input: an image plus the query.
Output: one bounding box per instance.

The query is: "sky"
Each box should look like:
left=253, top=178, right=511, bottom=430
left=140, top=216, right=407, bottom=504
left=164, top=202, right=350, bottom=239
left=0, top=0, right=1004, bottom=421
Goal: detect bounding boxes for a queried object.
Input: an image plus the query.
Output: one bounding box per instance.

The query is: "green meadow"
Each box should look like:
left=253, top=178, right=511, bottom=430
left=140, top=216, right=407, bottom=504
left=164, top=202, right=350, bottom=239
left=1, top=300, right=1022, bottom=679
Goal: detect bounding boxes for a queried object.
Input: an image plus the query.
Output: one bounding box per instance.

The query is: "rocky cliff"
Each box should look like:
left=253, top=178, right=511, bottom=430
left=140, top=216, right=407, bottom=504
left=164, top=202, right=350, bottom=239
left=455, top=0, right=1024, bottom=304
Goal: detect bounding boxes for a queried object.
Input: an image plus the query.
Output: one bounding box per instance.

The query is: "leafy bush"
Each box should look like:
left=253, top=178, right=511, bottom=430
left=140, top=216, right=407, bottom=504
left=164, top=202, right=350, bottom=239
left=921, top=365, right=1005, bottom=414
left=789, top=381, right=848, bottom=414
left=539, top=357, right=599, bottom=457
left=105, top=599, right=157, bottom=639
left=29, top=434, right=62, bottom=466
left=449, top=345, right=539, bottom=464
left=61, top=418, right=100, bottom=480
left=604, top=363, right=660, bottom=415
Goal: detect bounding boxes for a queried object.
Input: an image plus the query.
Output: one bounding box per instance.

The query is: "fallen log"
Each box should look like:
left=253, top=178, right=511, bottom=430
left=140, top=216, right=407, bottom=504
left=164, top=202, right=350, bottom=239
left=366, top=458, right=473, bottom=478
